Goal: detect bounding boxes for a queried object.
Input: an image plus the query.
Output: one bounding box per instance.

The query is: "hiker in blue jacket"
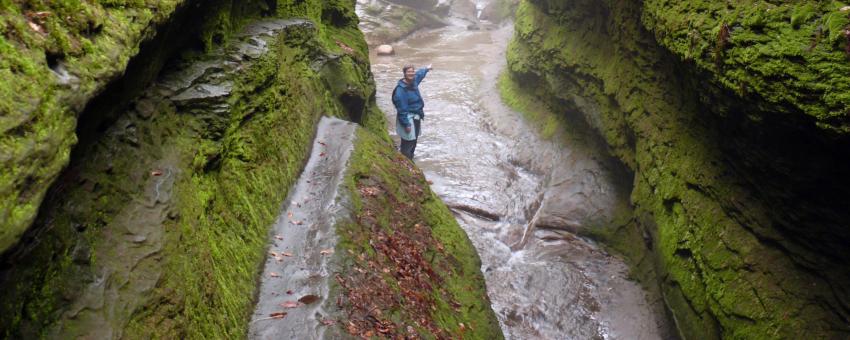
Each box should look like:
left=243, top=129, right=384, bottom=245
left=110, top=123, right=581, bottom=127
left=393, top=64, right=432, bottom=160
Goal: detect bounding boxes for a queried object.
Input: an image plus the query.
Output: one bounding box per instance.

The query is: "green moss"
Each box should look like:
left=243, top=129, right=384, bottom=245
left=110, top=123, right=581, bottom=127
left=334, top=128, right=502, bottom=338
left=507, top=0, right=850, bottom=338
left=127, top=15, right=380, bottom=338
left=641, top=0, right=850, bottom=133
left=790, top=4, right=816, bottom=28
left=0, top=0, right=183, bottom=255
left=497, top=71, right=563, bottom=140
left=0, top=0, right=386, bottom=337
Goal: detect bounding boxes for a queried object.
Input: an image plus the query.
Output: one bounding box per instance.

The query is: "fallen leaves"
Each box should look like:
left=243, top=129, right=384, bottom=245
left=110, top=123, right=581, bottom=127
left=319, top=248, right=334, bottom=256
left=335, top=40, right=355, bottom=54
left=27, top=11, right=51, bottom=20
left=298, top=294, right=321, bottom=305
left=25, top=11, right=50, bottom=34
left=274, top=235, right=284, bottom=240
left=270, top=272, right=280, bottom=278
left=360, top=186, right=380, bottom=197
left=280, top=301, right=301, bottom=308
left=27, top=21, right=44, bottom=34
left=150, top=170, right=163, bottom=176
left=332, top=175, right=460, bottom=338
left=252, top=311, right=288, bottom=323
left=269, top=251, right=285, bottom=262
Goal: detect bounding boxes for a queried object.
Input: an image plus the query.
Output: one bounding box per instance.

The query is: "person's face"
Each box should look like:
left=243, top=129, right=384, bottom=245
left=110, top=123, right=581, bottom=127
left=404, top=67, right=415, bottom=82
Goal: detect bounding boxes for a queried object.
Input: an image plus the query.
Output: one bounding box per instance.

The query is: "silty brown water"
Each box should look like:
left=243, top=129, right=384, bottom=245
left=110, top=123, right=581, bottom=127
left=364, top=8, right=674, bottom=340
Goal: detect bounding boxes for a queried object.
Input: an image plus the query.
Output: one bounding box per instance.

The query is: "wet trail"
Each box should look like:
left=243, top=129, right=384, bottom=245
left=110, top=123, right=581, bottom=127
left=366, top=15, right=671, bottom=340
left=250, top=118, right=357, bottom=339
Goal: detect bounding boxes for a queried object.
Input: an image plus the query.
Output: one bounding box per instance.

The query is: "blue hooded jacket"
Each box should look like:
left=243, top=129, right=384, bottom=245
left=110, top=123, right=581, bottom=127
left=392, top=68, right=429, bottom=128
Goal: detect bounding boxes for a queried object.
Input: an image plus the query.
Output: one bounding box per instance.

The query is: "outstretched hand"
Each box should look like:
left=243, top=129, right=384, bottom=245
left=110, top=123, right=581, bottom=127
left=426, top=64, right=433, bottom=71
left=405, top=126, right=412, bottom=133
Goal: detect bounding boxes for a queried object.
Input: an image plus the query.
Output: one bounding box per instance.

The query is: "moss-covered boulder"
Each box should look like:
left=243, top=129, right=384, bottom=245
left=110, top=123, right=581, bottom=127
left=506, top=0, right=850, bottom=338
left=0, top=0, right=390, bottom=337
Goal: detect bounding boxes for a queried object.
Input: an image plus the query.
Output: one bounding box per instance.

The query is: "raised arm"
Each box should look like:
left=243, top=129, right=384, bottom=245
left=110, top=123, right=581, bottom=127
left=414, top=67, right=430, bottom=86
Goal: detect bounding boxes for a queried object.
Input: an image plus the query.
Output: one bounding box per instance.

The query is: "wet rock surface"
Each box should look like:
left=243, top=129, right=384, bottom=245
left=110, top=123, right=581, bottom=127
left=249, top=117, right=356, bottom=339
left=0, top=19, right=323, bottom=338
left=355, top=0, right=484, bottom=46
left=368, top=13, right=672, bottom=340
left=250, top=118, right=503, bottom=339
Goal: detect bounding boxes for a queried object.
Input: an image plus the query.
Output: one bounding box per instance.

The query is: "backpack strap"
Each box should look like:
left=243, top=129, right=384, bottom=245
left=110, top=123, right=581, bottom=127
left=392, top=80, right=403, bottom=106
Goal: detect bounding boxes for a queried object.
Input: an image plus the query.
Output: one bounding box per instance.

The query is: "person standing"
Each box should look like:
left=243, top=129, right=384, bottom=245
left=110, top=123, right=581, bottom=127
left=393, top=64, right=432, bottom=160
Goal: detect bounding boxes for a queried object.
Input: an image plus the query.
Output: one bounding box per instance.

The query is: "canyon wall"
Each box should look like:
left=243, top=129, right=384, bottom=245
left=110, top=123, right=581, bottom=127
left=506, top=0, right=850, bottom=338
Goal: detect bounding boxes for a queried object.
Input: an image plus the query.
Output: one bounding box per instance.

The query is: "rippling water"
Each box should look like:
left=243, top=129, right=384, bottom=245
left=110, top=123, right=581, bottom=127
left=366, top=13, right=672, bottom=340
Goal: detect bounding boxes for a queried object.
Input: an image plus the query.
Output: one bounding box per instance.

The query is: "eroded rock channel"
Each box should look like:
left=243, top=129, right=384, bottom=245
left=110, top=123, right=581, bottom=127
left=364, top=3, right=674, bottom=339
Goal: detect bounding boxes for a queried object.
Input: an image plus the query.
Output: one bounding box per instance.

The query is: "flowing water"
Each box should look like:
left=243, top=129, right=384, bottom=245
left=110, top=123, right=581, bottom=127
left=363, top=5, right=673, bottom=339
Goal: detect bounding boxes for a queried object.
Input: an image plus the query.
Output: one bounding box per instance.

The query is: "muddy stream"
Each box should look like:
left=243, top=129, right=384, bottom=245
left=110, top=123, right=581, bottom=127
left=361, top=4, right=672, bottom=339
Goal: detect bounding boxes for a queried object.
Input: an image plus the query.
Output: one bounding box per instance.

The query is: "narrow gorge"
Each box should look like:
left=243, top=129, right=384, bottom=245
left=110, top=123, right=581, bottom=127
left=1, top=0, right=849, bottom=339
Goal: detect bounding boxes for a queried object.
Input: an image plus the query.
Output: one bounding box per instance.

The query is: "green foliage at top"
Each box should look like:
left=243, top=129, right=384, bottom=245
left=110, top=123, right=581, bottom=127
left=641, top=0, right=850, bottom=133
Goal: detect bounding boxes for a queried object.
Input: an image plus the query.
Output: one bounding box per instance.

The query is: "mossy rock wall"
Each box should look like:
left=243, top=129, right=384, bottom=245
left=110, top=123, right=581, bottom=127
left=507, top=0, right=850, bottom=338
left=0, top=0, right=280, bottom=256
left=0, top=0, right=387, bottom=337
left=641, top=0, right=850, bottom=134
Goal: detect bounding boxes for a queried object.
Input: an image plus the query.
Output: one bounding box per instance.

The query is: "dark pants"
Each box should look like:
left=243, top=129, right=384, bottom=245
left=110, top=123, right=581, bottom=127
left=400, top=119, right=421, bottom=160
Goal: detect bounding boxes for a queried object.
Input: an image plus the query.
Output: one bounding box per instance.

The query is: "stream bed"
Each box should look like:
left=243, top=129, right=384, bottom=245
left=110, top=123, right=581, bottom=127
left=365, top=10, right=673, bottom=340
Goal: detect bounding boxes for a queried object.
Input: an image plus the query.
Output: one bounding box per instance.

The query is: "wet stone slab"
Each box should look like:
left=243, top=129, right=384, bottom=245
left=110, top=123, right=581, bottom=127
left=249, top=117, right=357, bottom=339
